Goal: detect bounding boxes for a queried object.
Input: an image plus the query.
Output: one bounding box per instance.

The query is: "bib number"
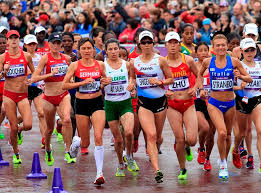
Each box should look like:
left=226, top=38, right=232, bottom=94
left=79, top=79, right=100, bottom=93
left=6, top=64, right=25, bottom=78
left=169, top=76, right=189, bottom=91
left=137, top=74, right=157, bottom=89
left=51, top=63, right=68, bottom=77
left=211, top=79, right=233, bottom=91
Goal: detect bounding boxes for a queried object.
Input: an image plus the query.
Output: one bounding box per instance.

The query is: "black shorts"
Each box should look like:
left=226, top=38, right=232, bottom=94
left=236, top=94, right=261, bottom=114
left=137, top=95, right=167, bottom=113
left=28, top=86, right=43, bottom=101
left=194, top=98, right=210, bottom=119
left=75, top=95, right=104, bottom=116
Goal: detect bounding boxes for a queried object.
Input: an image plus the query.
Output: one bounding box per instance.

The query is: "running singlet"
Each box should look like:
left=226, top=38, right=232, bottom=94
left=181, top=42, right=195, bottom=56
left=4, top=50, right=27, bottom=78
left=75, top=60, right=101, bottom=94
left=44, top=53, right=68, bottom=82
left=129, top=47, right=141, bottom=59
left=36, top=41, right=50, bottom=56
left=237, top=61, right=261, bottom=98
left=30, top=54, right=44, bottom=87
left=169, top=54, right=193, bottom=92
left=104, top=59, right=130, bottom=101
left=209, top=56, right=234, bottom=92
left=134, top=54, right=166, bottom=99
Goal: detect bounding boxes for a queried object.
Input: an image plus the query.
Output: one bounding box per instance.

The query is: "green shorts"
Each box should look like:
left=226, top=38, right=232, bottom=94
left=104, top=98, right=133, bottom=122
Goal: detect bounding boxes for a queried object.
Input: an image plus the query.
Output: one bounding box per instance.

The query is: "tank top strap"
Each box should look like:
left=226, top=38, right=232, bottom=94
left=94, top=59, right=101, bottom=72
left=227, top=56, right=233, bottom=68
left=20, top=50, right=26, bottom=61
left=181, top=53, right=186, bottom=64
left=5, top=51, right=10, bottom=62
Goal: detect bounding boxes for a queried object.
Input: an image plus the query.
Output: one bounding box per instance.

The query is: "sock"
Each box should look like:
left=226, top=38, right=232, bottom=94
left=94, top=146, right=104, bottom=176
left=220, top=159, right=227, bottom=167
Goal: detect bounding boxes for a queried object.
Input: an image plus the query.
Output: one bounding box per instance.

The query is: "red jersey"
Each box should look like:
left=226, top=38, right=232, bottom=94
left=168, top=54, right=194, bottom=91
left=36, top=41, right=50, bottom=56
left=45, top=53, right=68, bottom=82
left=4, top=50, right=27, bottom=78
left=128, top=47, right=141, bottom=59
left=75, top=60, right=101, bottom=94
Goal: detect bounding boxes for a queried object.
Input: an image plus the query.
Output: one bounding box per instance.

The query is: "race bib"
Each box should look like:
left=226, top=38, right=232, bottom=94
left=79, top=78, right=100, bottom=93
left=107, top=79, right=127, bottom=96
left=51, top=63, right=68, bottom=77
left=245, top=76, right=261, bottom=90
left=169, top=76, right=189, bottom=91
left=137, top=74, right=158, bottom=89
left=6, top=64, right=25, bottom=78
left=0, top=76, right=5, bottom=81
left=211, top=77, right=233, bottom=91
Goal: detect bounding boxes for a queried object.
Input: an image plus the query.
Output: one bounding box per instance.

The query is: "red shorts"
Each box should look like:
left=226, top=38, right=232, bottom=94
left=0, top=81, right=4, bottom=95
left=42, top=91, right=69, bottom=106
left=3, top=89, right=28, bottom=103
left=132, top=98, right=138, bottom=113
left=168, top=98, right=194, bottom=114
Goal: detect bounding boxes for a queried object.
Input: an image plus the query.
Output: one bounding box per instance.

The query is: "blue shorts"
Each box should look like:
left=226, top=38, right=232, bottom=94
left=208, top=97, right=235, bottom=114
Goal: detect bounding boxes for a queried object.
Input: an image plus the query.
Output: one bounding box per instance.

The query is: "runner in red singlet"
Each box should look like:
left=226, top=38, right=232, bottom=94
left=31, top=32, right=75, bottom=166
left=35, top=26, right=50, bottom=56
left=0, top=30, right=34, bottom=164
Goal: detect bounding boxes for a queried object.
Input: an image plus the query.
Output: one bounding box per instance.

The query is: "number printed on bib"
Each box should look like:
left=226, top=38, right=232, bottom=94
left=51, top=63, right=68, bottom=77
left=79, top=78, right=100, bottom=93
left=137, top=74, right=158, bottom=89
left=107, top=76, right=127, bottom=96
left=211, top=77, right=233, bottom=91
left=6, top=64, right=25, bottom=78
left=169, top=76, right=189, bottom=91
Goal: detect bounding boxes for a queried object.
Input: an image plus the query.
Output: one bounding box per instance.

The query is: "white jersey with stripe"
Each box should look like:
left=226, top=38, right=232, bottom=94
left=104, top=59, right=130, bottom=101
left=134, top=54, right=166, bottom=99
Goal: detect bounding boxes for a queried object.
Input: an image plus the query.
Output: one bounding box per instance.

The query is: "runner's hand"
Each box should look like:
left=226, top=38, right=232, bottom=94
left=3, top=64, right=10, bottom=74
left=51, top=67, right=59, bottom=76
left=126, top=83, right=135, bottom=91
left=234, top=69, right=241, bottom=78
left=26, top=79, right=32, bottom=86
left=100, top=77, right=112, bottom=85
left=149, top=78, right=161, bottom=86
left=83, top=78, right=95, bottom=84
left=188, top=87, right=196, bottom=97
left=199, top=89, right=207, bottom=99
left=240, top=81, right=247, bottom=90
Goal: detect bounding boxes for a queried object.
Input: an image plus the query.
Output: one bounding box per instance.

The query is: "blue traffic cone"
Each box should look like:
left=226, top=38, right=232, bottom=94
left=26, top=152, right=47, bottom=179
left=47, top=168, right=68, bottom=193
left=0, top=147, right=9, bottom=166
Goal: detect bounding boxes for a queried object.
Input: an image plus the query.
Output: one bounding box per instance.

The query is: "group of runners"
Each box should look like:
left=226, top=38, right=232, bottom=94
left=0, top=22, right=261, bottom=185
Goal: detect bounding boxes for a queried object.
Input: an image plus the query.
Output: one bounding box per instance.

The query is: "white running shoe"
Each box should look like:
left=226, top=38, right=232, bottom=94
left=219, top=163, right=229, bottom=180
left=70, top=136, right=81, bottom=158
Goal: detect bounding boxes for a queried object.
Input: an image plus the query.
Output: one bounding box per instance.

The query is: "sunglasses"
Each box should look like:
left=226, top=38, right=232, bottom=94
left=244, top=47, right=256, bottom=53
left=140, top=41, right=153, bottom=45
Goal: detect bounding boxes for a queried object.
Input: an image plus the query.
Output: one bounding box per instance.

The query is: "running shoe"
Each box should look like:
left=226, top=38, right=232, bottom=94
left=81, top=147, right=89, bottom=155
left=4, top=121, right=10, bottom=129
left=197, top=148, right=205, bottom=165
left=41, top=138, right=45, bottom=149
left=52, top=128, right=58, bottom=136
left=232, top=148, right=242, bottom=169
left=123, top=150, right=127, bottom=163
left=239, top=145, right=248, bottom=158
left=127, top=158, right=139, bottom=172
left=17, top=131, right=23, bottom=145
left=64, top=152, right=76, bottom=164
left=132, top=140, right=139, bottom=153
left=246, top=155, right=254, bottom=169
left=259, top=163, right=261, bottom=173
left=185, top=146, right=193, bottom=162
left=70, top=136, right=81, bottom=158
left=45, top=150, right=54, bottom=166
left=203, top=159, right=212, bottom=171
left=219, top=164, right=228, bottom=180
left=0, top=127, right=4, bottom=139
left=115, top=164, right=125, bottom=177
left=110, top=137, right=114, bottom=146
left=13, top=153, right=22, bottom=164
left=154, top=170, right=163, bottom=183
left=158, top=149, right=162, bottom=154
left=94, top=174, right=105, bottom=185
left=57, top=133, right=63, bottom=142
left=178, top=168, right=188, bottom=180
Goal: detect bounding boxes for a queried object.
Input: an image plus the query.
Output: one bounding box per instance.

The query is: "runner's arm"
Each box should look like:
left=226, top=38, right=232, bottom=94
left=31, top=55, right=56, bottom=83
left=0, top=53, right=5, bottom=76
left=233, top=57, right=252, bottom=83
left=62, top=62, right=86, bottom=90
left=25, top=53, right=35, bottom=74
left=127, top=61, right=136, bottom=91
left=187, top=56, right=199, bottom=90
left=99, top=61, right=111, bottom=89
left=197, top=58, right=210, bottom=89
left=159, top=56, right=173, bottom=85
